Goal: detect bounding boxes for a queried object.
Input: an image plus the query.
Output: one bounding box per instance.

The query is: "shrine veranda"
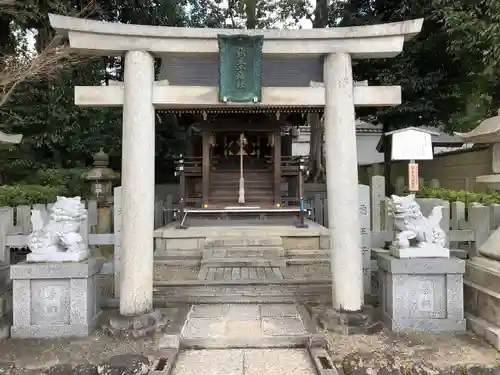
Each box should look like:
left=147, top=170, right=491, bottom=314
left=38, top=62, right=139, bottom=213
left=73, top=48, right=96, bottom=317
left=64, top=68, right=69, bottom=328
left=46, top=14, right=423, bottom=315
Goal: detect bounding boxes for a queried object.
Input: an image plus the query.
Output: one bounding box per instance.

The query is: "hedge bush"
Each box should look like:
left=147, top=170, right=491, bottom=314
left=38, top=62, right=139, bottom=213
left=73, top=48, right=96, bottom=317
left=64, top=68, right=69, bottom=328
left=419, top=187, right=500, bottom=205
left=0, top=185, right=66, bottom=206
left=26, top=168, right=87, bottom=196
left=0, top=168, right=89, bottom=206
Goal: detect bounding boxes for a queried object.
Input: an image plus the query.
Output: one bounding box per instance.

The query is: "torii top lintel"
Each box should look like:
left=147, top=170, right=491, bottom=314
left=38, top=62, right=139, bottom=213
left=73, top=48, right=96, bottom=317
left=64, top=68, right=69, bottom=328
left=48, top=14, right=423, bottom=58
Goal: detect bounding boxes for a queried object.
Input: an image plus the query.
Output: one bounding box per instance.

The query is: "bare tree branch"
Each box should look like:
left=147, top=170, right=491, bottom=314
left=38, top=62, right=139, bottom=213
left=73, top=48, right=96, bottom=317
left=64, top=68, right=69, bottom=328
left=0, top=1, right=97, bottom=108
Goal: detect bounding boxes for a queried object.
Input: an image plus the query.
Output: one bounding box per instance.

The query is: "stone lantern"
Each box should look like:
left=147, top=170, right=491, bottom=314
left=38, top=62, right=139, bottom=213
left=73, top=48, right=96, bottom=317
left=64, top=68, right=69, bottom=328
left=82, top=149, right=120, bottom=264
left=83, top=148, right=120, bottom=204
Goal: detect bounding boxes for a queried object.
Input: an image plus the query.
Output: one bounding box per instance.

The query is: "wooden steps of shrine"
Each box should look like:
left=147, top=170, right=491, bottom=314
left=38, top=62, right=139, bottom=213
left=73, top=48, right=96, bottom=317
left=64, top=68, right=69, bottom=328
left=210, top=170, right=274, bottom=206
left=152, top=278, right=332, bottom=304
left=211, top=190, right=273, bottom=199
left=198, top=266, right=284, bottom=281
left=211, top=172, right=272, bottom=180
left=211, top=180, right=273, bottom=188
left=153, top=266, right=331, bottom=304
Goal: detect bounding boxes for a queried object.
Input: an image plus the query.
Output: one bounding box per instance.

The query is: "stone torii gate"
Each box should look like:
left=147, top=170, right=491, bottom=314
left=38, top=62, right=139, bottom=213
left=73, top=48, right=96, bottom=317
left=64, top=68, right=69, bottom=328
left=49, top=13, right=423, bottom=332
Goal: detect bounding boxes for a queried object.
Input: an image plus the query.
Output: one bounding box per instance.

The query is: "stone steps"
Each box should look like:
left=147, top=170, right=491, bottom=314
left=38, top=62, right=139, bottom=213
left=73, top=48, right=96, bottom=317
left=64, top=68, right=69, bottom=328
left=153, top=280, right=332, bottom=304
left=204, top=247, right=285, bottom=258
left=202, top=236, right=285, bottom=268
left=201, top=258, right=286, bottom=267
left=205, top=236, right=283, bottom=247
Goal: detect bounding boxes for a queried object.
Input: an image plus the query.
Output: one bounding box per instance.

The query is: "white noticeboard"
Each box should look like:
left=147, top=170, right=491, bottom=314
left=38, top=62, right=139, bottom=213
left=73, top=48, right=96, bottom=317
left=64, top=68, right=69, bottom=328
left=391, top=129, right=434, bottom=161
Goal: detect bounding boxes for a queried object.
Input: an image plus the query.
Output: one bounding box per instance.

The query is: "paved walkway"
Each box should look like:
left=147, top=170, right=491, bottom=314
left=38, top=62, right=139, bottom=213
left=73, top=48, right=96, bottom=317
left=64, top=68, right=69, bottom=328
left=172, top=348, right=316, bottom=375
left=172, top=304, right=317, bottom=375
left=182, top=304, right=307, bottom=339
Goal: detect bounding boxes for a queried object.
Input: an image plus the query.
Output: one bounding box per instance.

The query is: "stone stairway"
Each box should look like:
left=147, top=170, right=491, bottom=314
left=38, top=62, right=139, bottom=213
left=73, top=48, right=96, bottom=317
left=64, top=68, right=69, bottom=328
left=201, top=236, right=286, bottom=268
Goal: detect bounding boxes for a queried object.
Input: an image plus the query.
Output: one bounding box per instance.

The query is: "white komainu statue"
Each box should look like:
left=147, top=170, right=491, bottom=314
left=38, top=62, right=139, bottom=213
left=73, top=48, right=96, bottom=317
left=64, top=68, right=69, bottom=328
left=27, top=196, right=89, bottom=262
left=389, top=194, right=446, bottom=250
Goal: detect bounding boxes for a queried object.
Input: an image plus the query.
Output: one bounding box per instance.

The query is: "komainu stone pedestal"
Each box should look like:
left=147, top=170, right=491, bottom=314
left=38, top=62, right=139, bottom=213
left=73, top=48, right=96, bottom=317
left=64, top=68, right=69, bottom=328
left=10, top=258, right=101, bottom=338
left=377, top=253, right=465, bottom=333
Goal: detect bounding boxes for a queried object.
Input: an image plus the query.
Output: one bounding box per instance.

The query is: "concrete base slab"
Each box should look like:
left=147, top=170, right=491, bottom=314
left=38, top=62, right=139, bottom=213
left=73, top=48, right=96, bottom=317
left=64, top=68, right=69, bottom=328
left=180, top=303, right=318, bottom=349
left=172, top=349, right=317, bottom=375
left=155, top=220, right=328, bottom=238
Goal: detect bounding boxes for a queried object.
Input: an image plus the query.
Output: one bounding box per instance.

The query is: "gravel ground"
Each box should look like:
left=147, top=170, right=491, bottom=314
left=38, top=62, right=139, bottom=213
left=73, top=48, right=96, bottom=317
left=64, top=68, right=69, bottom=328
left=0, top=328, right=160, bottom=374
left=326, top=328, right=500, bottom=371
left=0, top=306, right=499, bottom=374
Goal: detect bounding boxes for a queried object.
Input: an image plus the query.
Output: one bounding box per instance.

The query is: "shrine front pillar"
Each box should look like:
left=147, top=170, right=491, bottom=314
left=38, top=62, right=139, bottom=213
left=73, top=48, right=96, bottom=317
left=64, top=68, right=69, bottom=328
left=120, top=50, right=155, bottom=316
left=324, top=53, right=363, bottom=312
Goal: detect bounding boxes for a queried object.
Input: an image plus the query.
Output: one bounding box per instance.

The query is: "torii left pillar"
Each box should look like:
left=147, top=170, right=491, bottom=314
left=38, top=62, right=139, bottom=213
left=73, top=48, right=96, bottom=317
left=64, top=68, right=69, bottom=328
left=109, top=50, right=167, bottom=335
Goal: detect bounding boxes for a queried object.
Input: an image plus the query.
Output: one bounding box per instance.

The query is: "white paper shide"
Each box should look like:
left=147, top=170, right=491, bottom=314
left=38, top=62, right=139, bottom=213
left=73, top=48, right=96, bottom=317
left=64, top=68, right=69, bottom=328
left=389, top=194, right=449, bottom=258
left=27, top=196, right=89, bottom=262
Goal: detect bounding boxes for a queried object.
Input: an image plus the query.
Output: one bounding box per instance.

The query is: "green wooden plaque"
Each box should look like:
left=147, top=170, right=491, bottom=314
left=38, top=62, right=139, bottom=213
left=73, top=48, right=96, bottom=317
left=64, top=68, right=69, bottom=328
left=218, top=34, right=264, bottom=103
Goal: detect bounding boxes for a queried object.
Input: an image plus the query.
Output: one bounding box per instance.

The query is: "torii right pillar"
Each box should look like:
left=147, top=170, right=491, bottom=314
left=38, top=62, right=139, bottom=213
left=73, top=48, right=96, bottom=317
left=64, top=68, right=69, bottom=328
left=323, top=53, right=380, bottom=332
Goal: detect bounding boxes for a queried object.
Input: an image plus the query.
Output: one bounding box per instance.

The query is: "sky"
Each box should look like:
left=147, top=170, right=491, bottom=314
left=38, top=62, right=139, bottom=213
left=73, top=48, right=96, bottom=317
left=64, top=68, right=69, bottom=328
left=25, top=0, right=317, bottom=53
left=217, top=0, right=316, bottom=29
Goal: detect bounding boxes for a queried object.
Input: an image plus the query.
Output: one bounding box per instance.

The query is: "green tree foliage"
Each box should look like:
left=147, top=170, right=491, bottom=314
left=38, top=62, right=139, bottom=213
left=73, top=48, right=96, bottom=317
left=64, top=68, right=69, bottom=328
left=1, top=0, right=499, bottom=188
left=433, top=0, right=500, bottom=128
left=0, top=0, right=195, bottom=185
left=2, top=58, right=121, bottom=179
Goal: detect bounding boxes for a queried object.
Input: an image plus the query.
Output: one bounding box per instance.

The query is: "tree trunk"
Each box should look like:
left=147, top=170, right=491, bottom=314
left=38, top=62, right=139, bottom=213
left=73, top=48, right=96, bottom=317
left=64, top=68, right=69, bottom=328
left=383, top=121, right=393, bottom=195
left=307, top=113, right=326, bottom=182
left=307, top=0, right=329, bottom=182
left=245, top=0, right=257, bottom=29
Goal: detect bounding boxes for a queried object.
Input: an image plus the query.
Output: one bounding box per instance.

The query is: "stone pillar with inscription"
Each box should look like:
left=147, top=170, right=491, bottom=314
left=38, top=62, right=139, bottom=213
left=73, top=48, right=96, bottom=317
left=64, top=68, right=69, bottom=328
left=358, top=185, right=372, bottom=298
